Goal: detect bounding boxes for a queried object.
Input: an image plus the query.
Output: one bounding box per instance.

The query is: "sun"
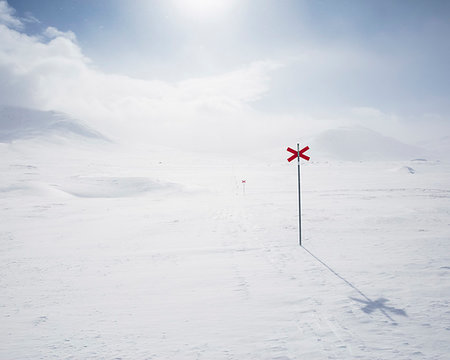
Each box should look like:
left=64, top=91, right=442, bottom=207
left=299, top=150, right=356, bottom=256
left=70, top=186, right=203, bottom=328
left=171, top=0, right=237, bottom=20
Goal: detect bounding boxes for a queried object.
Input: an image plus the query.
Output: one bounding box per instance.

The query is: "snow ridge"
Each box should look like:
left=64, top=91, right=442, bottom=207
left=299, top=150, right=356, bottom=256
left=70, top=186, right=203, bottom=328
left=310, top=126, right=425, bottom=161
left=0, top=106, right=107, bottom=142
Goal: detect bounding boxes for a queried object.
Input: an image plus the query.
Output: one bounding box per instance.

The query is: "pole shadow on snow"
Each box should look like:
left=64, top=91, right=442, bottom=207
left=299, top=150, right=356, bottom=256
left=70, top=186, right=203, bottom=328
left=302, top=247, right=407, bottom=325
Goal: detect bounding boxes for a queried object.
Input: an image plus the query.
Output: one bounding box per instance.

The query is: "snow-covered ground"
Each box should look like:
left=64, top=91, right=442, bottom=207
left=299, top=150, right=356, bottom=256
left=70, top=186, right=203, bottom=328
left=1, top=130, right=449, bottom=359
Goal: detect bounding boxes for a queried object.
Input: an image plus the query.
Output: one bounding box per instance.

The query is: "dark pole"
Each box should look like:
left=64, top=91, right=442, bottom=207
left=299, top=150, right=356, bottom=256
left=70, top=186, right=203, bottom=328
left=297, top=143, right=302, bottom=246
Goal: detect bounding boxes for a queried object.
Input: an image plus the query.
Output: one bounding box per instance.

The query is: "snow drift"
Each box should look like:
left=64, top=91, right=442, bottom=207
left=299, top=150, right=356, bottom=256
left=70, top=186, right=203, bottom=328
left=61, top=176, right=179, bottom=198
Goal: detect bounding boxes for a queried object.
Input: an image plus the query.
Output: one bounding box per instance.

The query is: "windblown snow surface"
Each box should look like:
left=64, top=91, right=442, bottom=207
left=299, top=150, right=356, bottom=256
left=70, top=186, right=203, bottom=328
left=1, top=123, right=449, bottom=359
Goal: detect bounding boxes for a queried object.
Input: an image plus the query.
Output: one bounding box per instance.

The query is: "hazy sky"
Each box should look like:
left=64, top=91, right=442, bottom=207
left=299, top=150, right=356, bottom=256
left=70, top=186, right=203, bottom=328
left=1, top=0, right=449, bottom=148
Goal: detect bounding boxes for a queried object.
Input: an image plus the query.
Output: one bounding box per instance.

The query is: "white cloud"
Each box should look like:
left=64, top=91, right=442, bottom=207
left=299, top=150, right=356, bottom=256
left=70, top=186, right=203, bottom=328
left=43, top=26, right=77, bottom=41
left=0, top=9, right=282, bottom=151
left=2, top=1, right=444, bottom=152
left=0, top=0, right=23, bottom=29
left=350, top=107, right=386, bottom=118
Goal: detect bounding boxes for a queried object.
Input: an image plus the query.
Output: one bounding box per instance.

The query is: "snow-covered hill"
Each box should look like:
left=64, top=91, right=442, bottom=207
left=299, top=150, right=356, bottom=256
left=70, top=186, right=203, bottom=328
left=416, top=135, right=450, bottom=161
left=309, top=126, right=425, bottom=161
left=0, top=107, right=107, bottom=143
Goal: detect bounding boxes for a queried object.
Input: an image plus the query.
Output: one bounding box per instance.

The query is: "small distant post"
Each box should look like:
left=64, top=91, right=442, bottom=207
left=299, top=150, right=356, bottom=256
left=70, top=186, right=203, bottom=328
left=242, top=180, right=246, bottom=195
left=287, top=143, right=310, bottom=246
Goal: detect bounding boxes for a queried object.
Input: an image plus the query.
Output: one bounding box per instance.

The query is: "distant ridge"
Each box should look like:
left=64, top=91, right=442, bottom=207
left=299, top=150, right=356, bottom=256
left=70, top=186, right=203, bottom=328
left=310, top=126, right=425, bottom=161
left=416, top=136, right=450, bottom=161
left=0, top=107, right=108, bottom=142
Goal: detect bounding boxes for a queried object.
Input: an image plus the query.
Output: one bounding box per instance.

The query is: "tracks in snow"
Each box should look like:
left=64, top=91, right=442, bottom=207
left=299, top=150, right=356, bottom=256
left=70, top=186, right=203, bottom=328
left=211, top=196, right=364, bottom=359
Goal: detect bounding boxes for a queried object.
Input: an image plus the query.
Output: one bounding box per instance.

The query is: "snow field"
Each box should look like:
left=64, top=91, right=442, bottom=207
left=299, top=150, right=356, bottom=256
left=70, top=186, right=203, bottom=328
left=1, top=142, right=449, bottom=359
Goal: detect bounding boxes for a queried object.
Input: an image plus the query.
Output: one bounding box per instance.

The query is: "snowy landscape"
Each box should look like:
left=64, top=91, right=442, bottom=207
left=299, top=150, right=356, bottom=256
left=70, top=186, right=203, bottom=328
left=1, top=1, right=450, bottom=359
left=1, top=107, right=449, bottom=359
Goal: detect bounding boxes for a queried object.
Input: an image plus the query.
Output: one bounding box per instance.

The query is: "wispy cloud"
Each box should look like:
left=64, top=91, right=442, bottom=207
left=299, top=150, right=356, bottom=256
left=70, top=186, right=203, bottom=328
left=0, top=0, right=448, bottom=152
left=43, top=26, right=76, bottom=42
left=22, top=11, right=40, bottom=25
left=0, top=2, right=282, bottom=151
left=0, top=0, right=23, bottom=29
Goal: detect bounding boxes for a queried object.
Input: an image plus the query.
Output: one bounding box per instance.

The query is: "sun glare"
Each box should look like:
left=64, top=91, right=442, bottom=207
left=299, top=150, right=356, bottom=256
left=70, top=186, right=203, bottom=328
left=171, top=0, right=237, bottom=20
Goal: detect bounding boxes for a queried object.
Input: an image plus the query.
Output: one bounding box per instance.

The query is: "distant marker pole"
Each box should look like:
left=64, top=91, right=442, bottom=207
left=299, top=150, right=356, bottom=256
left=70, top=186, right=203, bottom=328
left=287, top=143, right=310, bottom=246
left=242, top=180, right=246, bottom=195
left=297, top=143, right=302, bottom=246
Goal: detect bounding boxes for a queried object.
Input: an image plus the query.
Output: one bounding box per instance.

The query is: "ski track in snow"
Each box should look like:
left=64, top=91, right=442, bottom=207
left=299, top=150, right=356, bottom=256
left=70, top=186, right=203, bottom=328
left=1, top=145, right=450, bottom=359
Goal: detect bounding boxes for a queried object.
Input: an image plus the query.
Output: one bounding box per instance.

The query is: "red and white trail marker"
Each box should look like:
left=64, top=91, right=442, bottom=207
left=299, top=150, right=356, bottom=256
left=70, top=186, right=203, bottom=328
left=287, top=143, right=310, bottom=246
left=287, top=146, right=310, bottom=162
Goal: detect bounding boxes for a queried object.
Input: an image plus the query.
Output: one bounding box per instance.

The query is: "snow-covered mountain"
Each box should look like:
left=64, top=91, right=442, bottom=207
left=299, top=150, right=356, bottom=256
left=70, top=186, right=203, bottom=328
left=416, top=135, right=450, bottom=161
left=309, top=126, right=426, bottom=161
left=0, top=107, right=107, bottom=142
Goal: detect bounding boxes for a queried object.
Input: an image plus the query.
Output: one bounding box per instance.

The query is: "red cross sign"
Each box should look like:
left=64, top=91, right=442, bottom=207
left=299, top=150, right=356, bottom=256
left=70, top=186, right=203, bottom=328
left=287, top=146, right=310, bottom=162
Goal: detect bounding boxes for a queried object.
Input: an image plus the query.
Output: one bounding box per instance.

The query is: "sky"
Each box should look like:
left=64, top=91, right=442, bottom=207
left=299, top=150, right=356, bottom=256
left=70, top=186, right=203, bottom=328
left=0, top=0, right=449, bottom=150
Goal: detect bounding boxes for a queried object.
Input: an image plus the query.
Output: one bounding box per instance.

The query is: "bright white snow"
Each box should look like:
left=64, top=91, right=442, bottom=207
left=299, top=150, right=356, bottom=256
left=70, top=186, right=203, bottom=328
left=1, top=117, right=449, bottom=359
